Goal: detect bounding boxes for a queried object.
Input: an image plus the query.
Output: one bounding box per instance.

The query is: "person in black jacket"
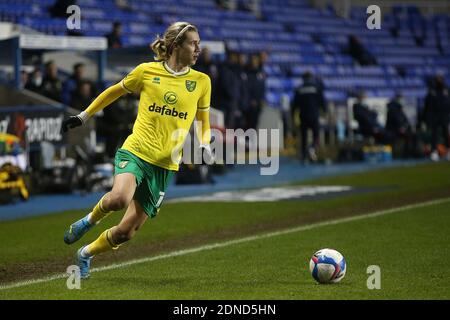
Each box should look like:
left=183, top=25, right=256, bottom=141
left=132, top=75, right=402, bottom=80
left=196, top=47, right=219, bottom=112
left=352, top=92, right=385, bottom=142
left=217, top=51, right=240, bottom=128
left=291, top=71, right=326, bottom=162
left=70, top=80, right=93, bottom=111
left=386, top=93, right=410, bottom=134
left=386, top=92, right=416, bottom=158
left=63, top=63, right=86, bottom=105
left=234, top=53, right=249, bottom=129
left=246, top=53, right=266, bottom=131
left=105, top=22, right=123, bottom=49
left=424, top=75, right=450, bottom=161
left=25, top=67, right=43, bottom=93
left=348, top=35, right=377, bottom=66
left=40, top=60, right=62, bottom=102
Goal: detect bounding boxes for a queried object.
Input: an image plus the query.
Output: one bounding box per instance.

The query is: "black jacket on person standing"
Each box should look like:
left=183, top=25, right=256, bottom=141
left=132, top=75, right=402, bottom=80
left=424, top=85, right=450, bottom=125
left=353, top=102, right=381, bottom=137
left=291, top=78, right=325, bottom=125
left=386, top=99, right=411, bottom=136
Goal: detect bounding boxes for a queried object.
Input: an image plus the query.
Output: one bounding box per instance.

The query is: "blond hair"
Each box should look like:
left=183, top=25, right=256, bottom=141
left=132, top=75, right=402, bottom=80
left=150, top=22, right=198, bottom=61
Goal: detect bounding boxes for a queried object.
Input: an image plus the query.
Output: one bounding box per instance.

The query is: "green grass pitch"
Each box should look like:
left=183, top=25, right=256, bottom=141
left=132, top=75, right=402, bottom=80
left=1, top=162, right=450, bottom=299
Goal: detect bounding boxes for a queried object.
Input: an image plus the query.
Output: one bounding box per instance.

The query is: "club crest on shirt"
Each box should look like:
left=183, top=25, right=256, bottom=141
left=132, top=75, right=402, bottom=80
left=185, top=80, right=196, bottom=92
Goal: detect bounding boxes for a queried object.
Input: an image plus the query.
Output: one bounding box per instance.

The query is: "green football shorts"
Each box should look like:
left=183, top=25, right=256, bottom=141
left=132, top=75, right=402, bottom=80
left=114, top=148, right=174, bottom=218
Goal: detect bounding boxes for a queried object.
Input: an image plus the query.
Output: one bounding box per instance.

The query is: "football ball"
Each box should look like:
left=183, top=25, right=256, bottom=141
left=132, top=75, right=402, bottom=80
left=309, top=248, right=346, bottom=284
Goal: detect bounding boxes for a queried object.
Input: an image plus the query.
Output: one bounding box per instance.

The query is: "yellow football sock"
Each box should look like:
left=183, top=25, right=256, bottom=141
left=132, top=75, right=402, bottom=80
left=85, top=228, right=120, bottom=256
left=88, top=195, right=113, bottom=225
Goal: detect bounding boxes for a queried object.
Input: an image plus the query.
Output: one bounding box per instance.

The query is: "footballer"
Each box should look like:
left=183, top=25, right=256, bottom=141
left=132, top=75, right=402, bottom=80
left=61, top=22, right=212, bottom=278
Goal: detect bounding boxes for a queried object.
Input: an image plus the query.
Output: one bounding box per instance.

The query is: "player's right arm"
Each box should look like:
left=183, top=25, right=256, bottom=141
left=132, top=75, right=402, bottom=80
left=62, top=83, right=128, bottom=132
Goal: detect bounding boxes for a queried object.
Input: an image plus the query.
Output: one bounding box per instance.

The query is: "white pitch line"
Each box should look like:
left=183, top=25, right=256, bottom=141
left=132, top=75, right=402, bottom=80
left=1, top=197, right=449, bottom=291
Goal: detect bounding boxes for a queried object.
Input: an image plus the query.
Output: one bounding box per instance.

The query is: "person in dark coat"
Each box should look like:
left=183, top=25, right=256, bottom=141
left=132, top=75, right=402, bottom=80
left=25, top=68, right=43, bottom=93
left=70, top=80, right=93, bottom=111
left=386, top=92, right=416, bottom=157
left=291, top=71, right=326, bottom=162
left=235, top=53, right=249, bottom=129
left=386, top=93, right=411, bottom=135
left=353, top=92, right=385, bottom=142
left=62, top=63, right=85, bottom=105
left=40, top=60, right=62, bottom=102
left=105, top=21, right=123, bottom=49
left=195, top=47, right=219, bottom=110
left=246, top=53, right=266, bottom=130
left=348, top=35, right=377, bottom=66
left=424, top=75, right=450, bottom=161
left=217, top=51, right=240, bottom=129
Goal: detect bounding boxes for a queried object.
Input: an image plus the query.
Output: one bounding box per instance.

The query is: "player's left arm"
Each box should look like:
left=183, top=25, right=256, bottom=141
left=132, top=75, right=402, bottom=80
left=195, top=75, right=214, bottom=163
left=195, top=108, right=211, bottom=146
left=195, top=75, right=212, bottom=146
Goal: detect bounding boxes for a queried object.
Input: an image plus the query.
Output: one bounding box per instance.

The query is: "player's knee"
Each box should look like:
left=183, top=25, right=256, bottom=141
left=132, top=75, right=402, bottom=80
left=107, top=193, right=129, bottom=211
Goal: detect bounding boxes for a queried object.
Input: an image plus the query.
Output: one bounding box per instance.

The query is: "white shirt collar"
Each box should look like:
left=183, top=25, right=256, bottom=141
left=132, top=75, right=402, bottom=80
left=163, top=62, right=190, bottom=76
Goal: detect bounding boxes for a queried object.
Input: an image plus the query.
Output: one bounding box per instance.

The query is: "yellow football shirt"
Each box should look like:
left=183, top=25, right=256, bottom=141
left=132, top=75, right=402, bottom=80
left=120, top=61, right=211, bottom=171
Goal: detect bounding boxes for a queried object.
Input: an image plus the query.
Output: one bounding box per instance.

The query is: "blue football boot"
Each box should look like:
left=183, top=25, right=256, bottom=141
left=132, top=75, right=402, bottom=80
left=64, top=216, right=93, bottom=244
left=77, top=246, right=92, bottom=279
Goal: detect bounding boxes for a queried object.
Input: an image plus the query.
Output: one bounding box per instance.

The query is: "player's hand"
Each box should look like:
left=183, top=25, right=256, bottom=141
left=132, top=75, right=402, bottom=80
left=199, top=144, right=215, bottom=165
left=61, top=115, right=83, bottom=133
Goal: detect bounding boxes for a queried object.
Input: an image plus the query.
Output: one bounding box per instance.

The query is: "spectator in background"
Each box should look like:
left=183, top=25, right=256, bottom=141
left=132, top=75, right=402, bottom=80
left=106, top=22, right=123, bottom=49
left=407, top=6, right=427, bottom=47
left=386, top=92, right=411, bottom=135
left=348, top=35, right=377, bottom=66
left=195, top=47, right=214, bottom=75
left=235, top=52, right=249, bottom=129
left=424, top=75, right=450, bottom=161
left=49, top=0, right=76, bottom=18
left=41, top=60, right=62, bottom=102
left=386, top=92, right=416, bottom=157
left=71, top=81, right=94, bottom=111
left=195, top=47, right=219, bottom=109
left=63, top=63, right=85, bottom=105
left=96, top=88, right=137, bottom=158
left=353, top=91, right=386, bottom=143
left=25, top=67, right=43, bottom=93
left=291, top=71, right=326, bottom=163
left=217, top=50, right=240, bottom=128
left=20, top=71, right=29, bottom=90
left=246, top=53, right=266, bottom=130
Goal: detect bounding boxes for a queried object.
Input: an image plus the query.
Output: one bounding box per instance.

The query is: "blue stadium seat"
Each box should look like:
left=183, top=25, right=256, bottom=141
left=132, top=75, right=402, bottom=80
left=2, top=0, right=449, bottom=104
